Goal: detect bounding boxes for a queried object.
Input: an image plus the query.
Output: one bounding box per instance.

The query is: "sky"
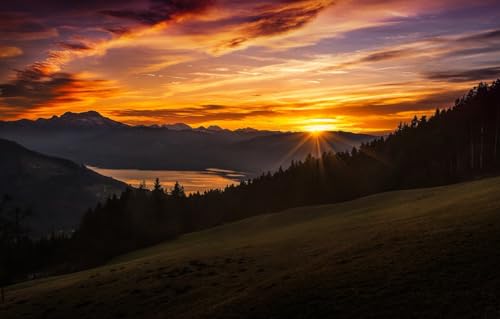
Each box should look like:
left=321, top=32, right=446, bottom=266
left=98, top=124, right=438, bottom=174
left=1, top=0, right=500, bottom=133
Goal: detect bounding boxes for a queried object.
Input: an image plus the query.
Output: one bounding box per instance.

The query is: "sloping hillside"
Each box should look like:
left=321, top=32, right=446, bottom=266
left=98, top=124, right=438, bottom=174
left=0, top=138, right=126, bottom=234
left=2, top=176, right=500, bottom=318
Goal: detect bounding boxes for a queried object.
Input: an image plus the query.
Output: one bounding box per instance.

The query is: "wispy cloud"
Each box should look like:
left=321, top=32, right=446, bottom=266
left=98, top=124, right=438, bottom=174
left=0, top=14, right=58, bottom=41
left=111, top=104, right=278, bottom=124
left=101, top=0, right=215, bottom=25
left=0, top=63, right=118, bottom=111
left=425, top=67, right=500, bottom=82
left=215, top=0, right=334, bottom=50
left=57, top=41, right=93, bottom=51
left=0, top=46, right=23, bottom=58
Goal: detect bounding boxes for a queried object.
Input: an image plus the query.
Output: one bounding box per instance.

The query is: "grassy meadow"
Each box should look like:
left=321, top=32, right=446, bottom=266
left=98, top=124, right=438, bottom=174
left=2, top=176, right=500, bottom=318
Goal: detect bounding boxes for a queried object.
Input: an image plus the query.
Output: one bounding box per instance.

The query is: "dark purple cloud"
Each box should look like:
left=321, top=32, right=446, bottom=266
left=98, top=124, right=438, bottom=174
left=0, top=64, right=72, bottom=107
left=339, top=89, right=469, bottom=116
left=0, top=1, right=141, bottom=41
left=57, top=41, right=93, bottom=51
left=459, top=29, right=500, bottom=42
left=101, top=0, right=215, bottom=26
left=323, top=48, right=415, bottom=71
left=425, top=67, right=500, bottom=82
left=245, top=3, right=326, bottom=36
left=0, top=63, right=116, bottom=110
left=220, top=1, right=333, bottom=48
left=0, top=14, right=58, bottom=41
left=323, top=28, right=500, bottom=72
left=0, top=0, right=133, bottom=15
left=356, top=49, right=410, bottom=63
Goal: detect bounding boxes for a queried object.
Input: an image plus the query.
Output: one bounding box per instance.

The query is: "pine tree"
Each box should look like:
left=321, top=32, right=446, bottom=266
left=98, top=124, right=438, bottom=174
left=153, top=178, right=163, bottom=194
left=171, top=182, right=185, bottom=198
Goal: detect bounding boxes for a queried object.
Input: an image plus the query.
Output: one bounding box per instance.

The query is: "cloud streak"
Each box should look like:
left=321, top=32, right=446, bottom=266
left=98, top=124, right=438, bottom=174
left=111, top=104, right=277, bottom=124
left=425, top=67, right=500, bottom=82
left=218, top=0, right=334, bottom=50
left=0, top=63, right=118, bottom=112
left=0, top=46, right=23, bottom=58
left=102, top=0, right=215, bottom=25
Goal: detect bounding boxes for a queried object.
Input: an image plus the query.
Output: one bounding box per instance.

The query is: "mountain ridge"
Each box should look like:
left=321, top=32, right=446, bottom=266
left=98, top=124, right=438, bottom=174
left=0, top=111, right=127, bottom=129
left=0, top=138, right=127, bottom=235
left=0, top=111, right=276, bottom=132
left=0, top=112, right=374, bottom=173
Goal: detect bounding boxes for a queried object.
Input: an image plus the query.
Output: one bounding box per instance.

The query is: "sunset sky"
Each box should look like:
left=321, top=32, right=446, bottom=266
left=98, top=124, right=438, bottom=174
left=1, top=0, right=500, bottom=133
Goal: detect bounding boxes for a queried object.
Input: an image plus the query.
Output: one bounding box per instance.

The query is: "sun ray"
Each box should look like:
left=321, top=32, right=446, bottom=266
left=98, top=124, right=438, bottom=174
left=274, top=133, right=313, bottom=169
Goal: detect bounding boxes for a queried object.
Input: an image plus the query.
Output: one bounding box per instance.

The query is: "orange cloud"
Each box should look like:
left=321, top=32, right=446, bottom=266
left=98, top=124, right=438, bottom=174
left=0, top=64, right=119, bottom=116
left=214, top=0, right=334, bottom=51
left=0, top=46, right=23, bottom=58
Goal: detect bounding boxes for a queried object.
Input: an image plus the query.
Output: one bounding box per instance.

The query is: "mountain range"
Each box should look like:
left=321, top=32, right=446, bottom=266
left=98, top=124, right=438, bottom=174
left=0, top=111, right=374, bottom=174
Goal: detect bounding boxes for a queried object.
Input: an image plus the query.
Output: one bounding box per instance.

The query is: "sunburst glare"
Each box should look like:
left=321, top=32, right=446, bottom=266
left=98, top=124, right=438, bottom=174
left=302, top=118, right=337, bottom=134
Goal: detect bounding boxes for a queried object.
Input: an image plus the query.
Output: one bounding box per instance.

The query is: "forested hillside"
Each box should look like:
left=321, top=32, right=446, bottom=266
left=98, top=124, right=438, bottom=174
left=2, top=80, right=500, bottom=284
left=0, top=139, right=126, bottom=234
left=76, top=80, right=500, bottom=262
left=4, top=175, right=500, bottom=319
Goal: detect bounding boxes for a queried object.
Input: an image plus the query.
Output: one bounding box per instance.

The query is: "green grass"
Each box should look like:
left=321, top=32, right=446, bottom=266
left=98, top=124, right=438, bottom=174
left=3, top=177, right=500, bottom=318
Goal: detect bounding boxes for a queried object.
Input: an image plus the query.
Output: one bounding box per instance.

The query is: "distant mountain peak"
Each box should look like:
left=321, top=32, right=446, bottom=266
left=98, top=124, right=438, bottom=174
left=0, top=112, right=274, bottom=133
left=206, top=125, right=224, bottom=131
left=162, top=123, right=192, bottom=131
left=6, top=110, right=128, bottom=129
left=235, top=127, right=258, bottom=133
left=61, top=110, right=101, bottom=118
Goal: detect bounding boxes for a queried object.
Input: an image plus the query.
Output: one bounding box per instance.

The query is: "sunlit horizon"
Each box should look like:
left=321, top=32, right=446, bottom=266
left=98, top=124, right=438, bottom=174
left=1, top=1, right=500, bottom=133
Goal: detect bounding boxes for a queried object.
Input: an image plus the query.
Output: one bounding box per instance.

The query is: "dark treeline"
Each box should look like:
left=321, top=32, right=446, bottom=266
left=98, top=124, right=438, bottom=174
left=73, top=79, right=500, bottom=264
left=2, top=80, right=500, bottom=289
left=0, top=195, right=72, bottom=301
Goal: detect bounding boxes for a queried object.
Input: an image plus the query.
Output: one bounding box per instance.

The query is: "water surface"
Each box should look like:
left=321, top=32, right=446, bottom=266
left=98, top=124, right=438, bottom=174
left=88, top=166, right=246, bottom=194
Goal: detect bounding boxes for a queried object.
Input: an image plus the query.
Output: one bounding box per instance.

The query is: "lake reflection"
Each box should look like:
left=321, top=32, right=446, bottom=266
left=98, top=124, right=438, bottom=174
left=87, top=166, right=247, bottom=194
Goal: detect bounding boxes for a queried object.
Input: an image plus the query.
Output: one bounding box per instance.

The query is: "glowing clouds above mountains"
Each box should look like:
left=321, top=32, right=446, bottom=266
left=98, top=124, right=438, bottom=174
left=1, top=0, right=500, bottom=132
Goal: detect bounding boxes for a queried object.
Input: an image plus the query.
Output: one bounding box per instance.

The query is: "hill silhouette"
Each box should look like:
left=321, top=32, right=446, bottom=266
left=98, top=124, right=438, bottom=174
left=0, top=111, right=127, bottom=129
left=0, top=138, right=126, bottom=235
left=2, top=176, right=500, bottom=318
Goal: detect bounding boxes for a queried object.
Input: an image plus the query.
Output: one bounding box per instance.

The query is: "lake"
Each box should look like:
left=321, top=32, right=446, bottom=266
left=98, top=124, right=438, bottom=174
left=87, top=166, right=247, bottom=194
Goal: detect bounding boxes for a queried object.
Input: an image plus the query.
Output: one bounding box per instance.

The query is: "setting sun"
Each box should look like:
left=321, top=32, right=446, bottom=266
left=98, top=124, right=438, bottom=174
left=304, top=125, right=331, bottom=134
left=302, top=119, right=337, bottom=134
